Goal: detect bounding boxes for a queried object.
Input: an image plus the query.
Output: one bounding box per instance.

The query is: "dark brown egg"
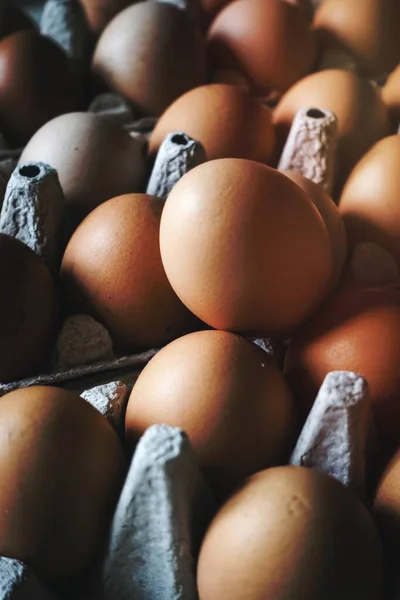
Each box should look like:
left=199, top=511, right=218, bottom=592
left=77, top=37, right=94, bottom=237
left=149, top=84, right=276, bottom=163
left=92, top=2, right=206, bottom=117
left=0, top=386, right=125, bottom=581
left=0, top=30, right=82, bottom=147
left=0, top=234, right=58, bottom=383
left=60, top=193, right=199, bottom=351
left=19, top=113, right=147, bottom=224
left=207, top=0, right=317, bottom=95
left=125, top=330, right=297, bottom=499
left=284, top=288, right=400, bottom=451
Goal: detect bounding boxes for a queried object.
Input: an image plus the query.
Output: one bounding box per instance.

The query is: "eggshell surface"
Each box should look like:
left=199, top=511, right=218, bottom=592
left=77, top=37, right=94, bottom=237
left=0, top=30, right=82, bottom=147
left=273, top=70, right=390, bottom=185
left=339, top=136, right=400, bottom=269
left=284, top=172, right=347, bottom=286
left=92, top=2, right=206, bottom=116
left=284, top=289, right=400, bottom=450
left=149, top=84, right=275, bottom=162
left=0, top=234, right=58, bottom=383
left=79, top=0, right=138, bottom=34
left=0, top=386, right=125, bottom=581
left=313, top=0, right=400, bottom=77
left=60, top=193, right=199, bottom=351
left=125, top=330, right=297, bottom=499
left=382, top=64, right=400, bottom=127
left=160, top=159, right=333, bottom=336
left=197, top=466, right=382, bottom=600
left=207, top=0, right=317, bottom=94
left=19, top=113, right=146, bottom=223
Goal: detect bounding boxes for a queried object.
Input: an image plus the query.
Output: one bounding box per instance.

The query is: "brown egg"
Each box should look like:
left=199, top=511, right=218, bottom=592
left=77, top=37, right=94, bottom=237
left=273, top=70, right=390, bottom=185
left=160, top=159, right=333, bottom=337
left=284, top=172, right=347, bottom=286
left=0, top=234, right=58, bottom=383
left=79, top=0, right=138, bottom=34
left=92, top=2, right=206, bottom=117
left=0, top=386, right=125, bottom=581
left=61, top=193, right=199, bottom=351
left=149, top=84, right=275, bottom=162
left=339, top=136, right=400, bottom=269
left=207, top=0, right=317, bottom=95
left=0, top=30, right=82, bottom=147
left=373, top=447, right=400, bottom=597
left=284, top=289, right=400, bottom=450
left=313, top=0, right=400, bottom=77
left=382, top=64, right=400, bottom=126
left=198, top=466, right=382, bottom=600
left=125, top=330, right=297, bottom=499
left=19, top=112, right=146, bottom=223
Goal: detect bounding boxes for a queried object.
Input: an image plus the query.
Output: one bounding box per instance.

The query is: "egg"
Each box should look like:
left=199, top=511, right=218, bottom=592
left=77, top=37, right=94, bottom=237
left=313, top=0, right=400, bottom=77
left=207, top=0, right=317, bottom=95
left=125, top=330, right=297, bottom=499
left=197, top=466, right=382, bottom=600
left=284, top=288, right=400, bottom=451
left=79, top=0, right=138, bottom=34
left=373, top=447, right=400, bottom=597
left=0, top=386, right=125, bottom=581
left=0, top=234, right=58, bottom=383
left=283, top=172, right=348, bottom=286
left=60, top=193, right=199, bottom=351
left=92, top=2, right=206, bottom=117
left=19, top=113, right=146, bottom=223
left=0, top=5, right=35, bottom=39
left=273, top=70, right=390, bottom=186
left=339, top=136, right=400, bottom=269
left=0, top=30, right=82, bottom=147
left=149, top=84, right=275, bottom=162
left=382, top=64, right=400, bottom=127
left=160, top=159, right=333, bottom=337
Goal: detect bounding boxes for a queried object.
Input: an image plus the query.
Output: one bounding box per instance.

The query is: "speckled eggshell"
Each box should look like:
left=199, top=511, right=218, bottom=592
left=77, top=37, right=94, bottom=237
left=339, top=136, right=400, bottom=269
left=273, top=69, right=390, bottom=186
left=0, top=386, right=125, bottom=582
left=0, top=234, right=58, bottom=383
left=207, top=0, right=317, bottom=95
left=284, top=288, right=400, bottom=451
left=0, top=30, right=82, bottom=147
left=197, top=466, right=382, bottom=600
left=92, top=2, right=206, bottom=117
left=159, top=159, right=333, bottom=337
left=125, top=330, right=297, bottom=499
left=19, top=112, right=147, bottom=223
left=149, top=84, right=275, bottom=162
left=60, top=193, right=200, bottom=351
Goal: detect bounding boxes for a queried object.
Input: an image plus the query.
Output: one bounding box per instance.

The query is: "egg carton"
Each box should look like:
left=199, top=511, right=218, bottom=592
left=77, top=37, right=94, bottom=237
left=0, top=368, right=379, bottom=599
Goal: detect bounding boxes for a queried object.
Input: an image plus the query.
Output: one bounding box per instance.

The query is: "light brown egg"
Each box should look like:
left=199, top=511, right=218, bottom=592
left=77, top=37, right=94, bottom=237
left=273, top=70, right=390, bottom=185
left=339, top=136, right=400, bottom=269
left=19, top=112, right=146, bottom=223
left=284, top=288, right=400, bottom=451
left=92, top=2, right=206, bottom=117
left=207, top=0, right=317, bottom=95
left=373, top=447, right=400, bottom=597
left=0, top=234, right=58, bottom=383
left=60, top=193, right=199, bottom=351
left=313, top=0, right=400, bottom=77
left=160, top=159, right=333, bottom=337
left=149, top=84, right=275, bottom=162
left=284, top=172, right=347, bottom=286
left=198, top=466, right=382, bottom=600
left=0, top=386, right=125, bottom=581
left=125, top=330, right=297, bottom=499
left=79, top=0, right=138, bottom=34
left=382, top=64, right=400, bottom=127
left=0, top=30, right=82, bottom=147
